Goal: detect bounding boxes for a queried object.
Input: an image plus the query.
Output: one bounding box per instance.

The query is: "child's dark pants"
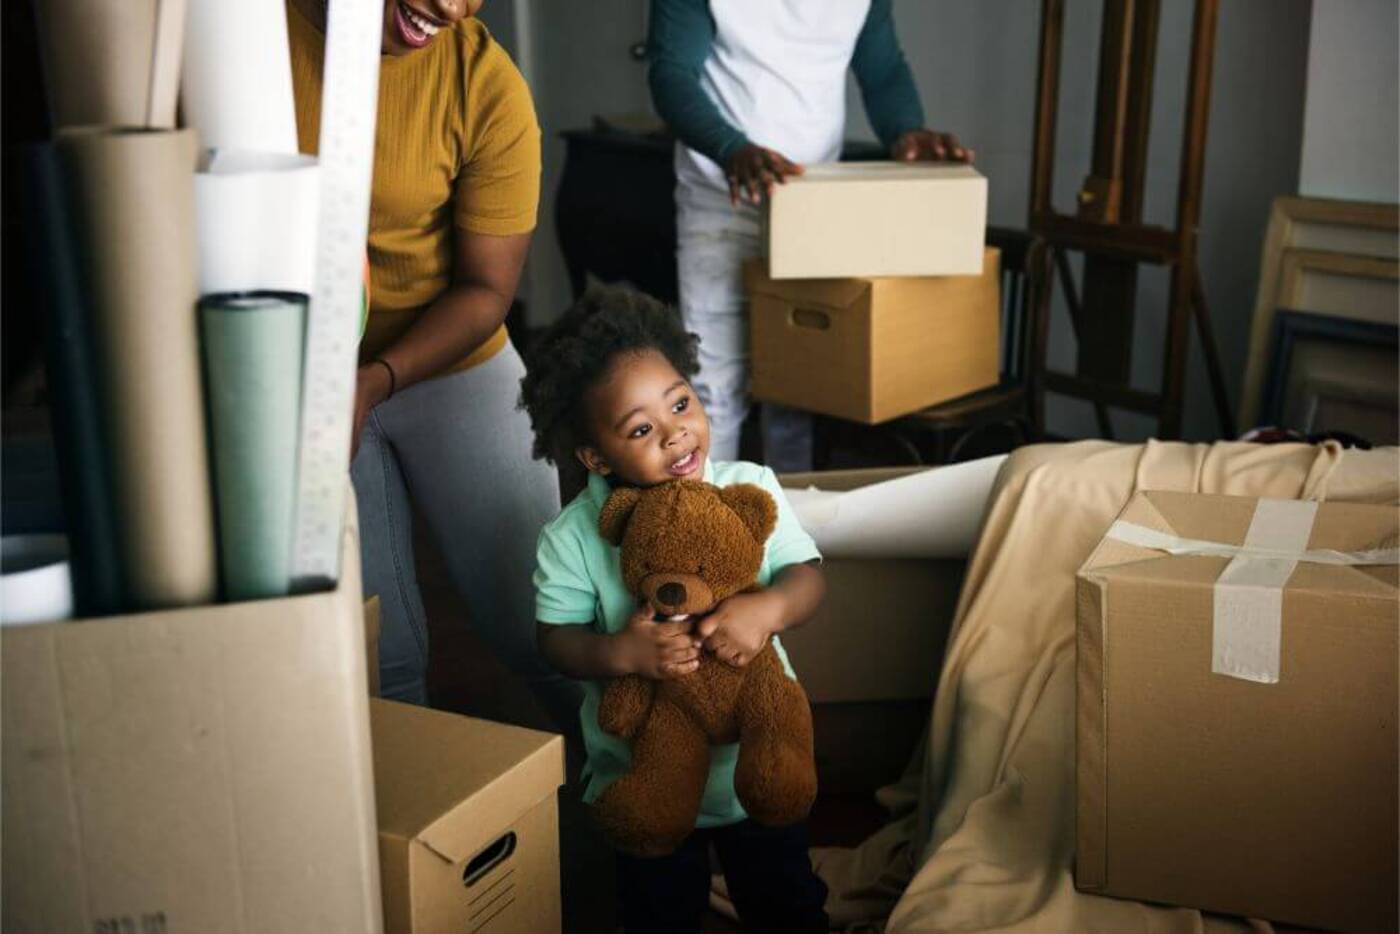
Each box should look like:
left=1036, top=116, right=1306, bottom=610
left=614, top=818, right=828, bottom=933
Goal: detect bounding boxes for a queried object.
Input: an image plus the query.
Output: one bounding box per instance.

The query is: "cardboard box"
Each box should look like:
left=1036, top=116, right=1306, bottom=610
left=2, top=514, right=382, bottom=933
left=371, top=699, right=564, bottom=934
left=749, top=250, right=1001, bottom=424
left=1076, top=491, right=1398, bottom=932
left=766, top=161, right=987, bottom=279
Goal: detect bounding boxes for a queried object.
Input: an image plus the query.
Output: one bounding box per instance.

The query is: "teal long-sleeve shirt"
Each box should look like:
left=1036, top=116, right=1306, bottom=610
left=646, top=0, right=926, bottom=169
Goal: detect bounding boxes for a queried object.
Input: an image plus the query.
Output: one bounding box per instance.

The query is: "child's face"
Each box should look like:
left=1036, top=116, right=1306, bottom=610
left=576, top=349, right=710, bottom=488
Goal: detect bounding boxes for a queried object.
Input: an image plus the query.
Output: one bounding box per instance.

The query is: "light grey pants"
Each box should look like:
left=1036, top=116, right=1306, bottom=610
left=676, top=180, right=814, bottom=472
left=351, top=340, right=582, bottom=729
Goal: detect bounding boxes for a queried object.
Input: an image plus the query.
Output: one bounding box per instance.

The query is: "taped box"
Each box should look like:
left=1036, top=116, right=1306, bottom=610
left=371, top=699, right=564, bottom=934
left=765, top=161, right=987, bottom=279
left=1075, top=491, right=1398, bottom=932
left=747, top=248, right=1000, bottom=425
left=1, top=513, right=382, bottom=933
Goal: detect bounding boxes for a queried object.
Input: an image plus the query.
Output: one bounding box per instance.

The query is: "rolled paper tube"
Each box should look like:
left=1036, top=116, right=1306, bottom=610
left=31, top=0, right=185, bottom=128
left=0, top=535, right=74, bottom=625
left=57, top=127, right=218, bottom=610
left=200, top=292, right=307, bottom=601
left=18, top=145, right=126, bottom=615
left=181, top=0, right=299, bottom=153
left=194, top=151, right=320, bottom=295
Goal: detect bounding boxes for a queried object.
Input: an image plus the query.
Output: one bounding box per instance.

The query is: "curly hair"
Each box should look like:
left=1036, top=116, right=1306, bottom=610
left=519, top=284, right=700, bottom=464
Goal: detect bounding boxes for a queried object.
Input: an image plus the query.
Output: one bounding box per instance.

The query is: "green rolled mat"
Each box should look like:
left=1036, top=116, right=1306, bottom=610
left=18, top=144, right=126, bottom=616
left=199, top=291, right=307, bottom=601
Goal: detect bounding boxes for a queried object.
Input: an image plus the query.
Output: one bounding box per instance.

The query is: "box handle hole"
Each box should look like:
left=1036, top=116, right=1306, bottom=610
left=790, top=307, right=831, bottom=330
left=462, top=832, right=516, bottom=887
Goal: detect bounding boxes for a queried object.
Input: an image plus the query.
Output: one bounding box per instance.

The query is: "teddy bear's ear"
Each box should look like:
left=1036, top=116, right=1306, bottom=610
left=719, top=484, right=777, bottom=545
left=598, top=487, right=644, bottom=545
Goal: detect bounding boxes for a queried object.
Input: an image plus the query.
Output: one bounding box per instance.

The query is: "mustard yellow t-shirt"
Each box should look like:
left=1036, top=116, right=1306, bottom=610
left=287, top=5, right=540, bottom=373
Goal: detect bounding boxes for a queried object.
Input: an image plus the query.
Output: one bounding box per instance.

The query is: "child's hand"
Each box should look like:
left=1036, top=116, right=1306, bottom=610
left=892, top=129, right=975, bottom=163
left=613, top=602, right=702, bottom=680
left=696, top=591, right=784, bottom=668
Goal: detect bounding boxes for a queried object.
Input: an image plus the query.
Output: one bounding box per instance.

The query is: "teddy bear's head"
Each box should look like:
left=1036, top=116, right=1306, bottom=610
left=599, top=480, right=777, bottom=617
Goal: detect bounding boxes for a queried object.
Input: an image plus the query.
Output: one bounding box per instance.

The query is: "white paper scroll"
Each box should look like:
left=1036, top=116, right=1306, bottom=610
left=194, top=151, right=320, bottom=296
left=785, top=454, right=1008, bottom=560
left=181, top=0, right=299, bottom=154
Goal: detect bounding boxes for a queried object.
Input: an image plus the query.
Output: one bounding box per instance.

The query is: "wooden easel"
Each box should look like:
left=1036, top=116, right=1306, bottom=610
left=1029, top=0, right=1235, bottom=440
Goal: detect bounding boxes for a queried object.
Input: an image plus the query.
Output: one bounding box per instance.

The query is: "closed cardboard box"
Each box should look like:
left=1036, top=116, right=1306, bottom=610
left=766, top=161, right=987, bottom=279
left=1076, top=491, right=1398, bottom=932
left=749, top=250, right=1000, bottom=424
left=1, top=516, right=382, bottom=933
left=371, top=699, right=564, bottom=934
left=779, top=468, right=965, bottom=793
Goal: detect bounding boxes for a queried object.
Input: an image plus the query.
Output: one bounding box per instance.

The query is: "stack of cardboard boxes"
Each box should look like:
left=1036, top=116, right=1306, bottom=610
left=749, top=162, right=999, bottom=424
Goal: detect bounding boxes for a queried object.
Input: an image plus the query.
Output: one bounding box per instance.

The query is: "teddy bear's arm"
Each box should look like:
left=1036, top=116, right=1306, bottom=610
left=598, top=675, right=657, bottom=740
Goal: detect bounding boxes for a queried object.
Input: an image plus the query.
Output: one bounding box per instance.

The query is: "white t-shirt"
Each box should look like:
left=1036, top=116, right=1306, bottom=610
left=675, top=0, right=873, bottom=192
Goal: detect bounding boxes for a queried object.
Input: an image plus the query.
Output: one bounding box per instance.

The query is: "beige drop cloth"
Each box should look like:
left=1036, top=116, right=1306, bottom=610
left=716, top=440, right=1399, bottom=932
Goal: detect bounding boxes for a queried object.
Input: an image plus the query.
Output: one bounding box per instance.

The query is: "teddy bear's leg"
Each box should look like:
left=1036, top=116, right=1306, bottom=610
left=732, top=649, right=818, bottom=827
left=593, top=698, right=711, bottom=857
left=598, top=674, right=656, bottom=740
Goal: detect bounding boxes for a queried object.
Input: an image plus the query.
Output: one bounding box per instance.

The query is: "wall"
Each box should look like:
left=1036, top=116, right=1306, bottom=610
left=1297, top=0, right=1399, bottom=204
left=508, top=0, right=1314, bottom=442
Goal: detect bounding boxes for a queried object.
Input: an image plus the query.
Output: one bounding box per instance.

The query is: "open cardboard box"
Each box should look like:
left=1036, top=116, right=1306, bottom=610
left=779, top=467, right=965, bottom=792
left=2, top=509, right=382, bottom=933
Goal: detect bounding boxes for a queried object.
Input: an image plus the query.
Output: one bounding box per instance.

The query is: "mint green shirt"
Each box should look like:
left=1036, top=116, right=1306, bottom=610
left=534, top=459, right=821, bottom=827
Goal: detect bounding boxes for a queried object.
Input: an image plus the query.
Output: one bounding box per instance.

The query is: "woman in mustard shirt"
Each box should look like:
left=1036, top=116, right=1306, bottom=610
left=287, top=0, right=579, bottom=725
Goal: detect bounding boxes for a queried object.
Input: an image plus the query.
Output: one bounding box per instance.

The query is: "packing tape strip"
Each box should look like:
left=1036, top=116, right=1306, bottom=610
left=289, top=0, right=383, bottom=591
left=1106, top=499, right=1399, bottom=685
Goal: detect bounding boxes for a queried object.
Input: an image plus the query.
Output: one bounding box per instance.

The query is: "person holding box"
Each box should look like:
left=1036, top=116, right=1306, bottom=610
left=648, top=0, right=975, bottom=471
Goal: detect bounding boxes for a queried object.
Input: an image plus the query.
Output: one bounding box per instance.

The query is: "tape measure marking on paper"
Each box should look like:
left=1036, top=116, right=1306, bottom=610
left=290, top=0, right=382, bottom=591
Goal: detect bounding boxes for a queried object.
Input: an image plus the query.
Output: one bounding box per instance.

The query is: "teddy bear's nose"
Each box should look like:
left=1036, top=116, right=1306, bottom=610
left=656, top=582, right=687, bottom=608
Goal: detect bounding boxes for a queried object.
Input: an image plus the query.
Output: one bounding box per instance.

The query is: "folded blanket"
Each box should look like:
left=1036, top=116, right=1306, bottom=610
left=720, top=440, right=1399, bottom=933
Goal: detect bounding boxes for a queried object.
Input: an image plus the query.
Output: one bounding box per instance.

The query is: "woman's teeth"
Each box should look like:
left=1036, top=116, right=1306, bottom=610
left=401, top=3, right=440, bottom=37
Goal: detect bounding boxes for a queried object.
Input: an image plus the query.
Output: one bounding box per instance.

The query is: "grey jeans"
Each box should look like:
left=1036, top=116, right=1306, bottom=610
left=351, top=341, right=582, bottom=727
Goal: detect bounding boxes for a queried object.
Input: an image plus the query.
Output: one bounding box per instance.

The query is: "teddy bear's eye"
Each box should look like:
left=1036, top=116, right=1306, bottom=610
left=696, top=564, right=705, bottom=576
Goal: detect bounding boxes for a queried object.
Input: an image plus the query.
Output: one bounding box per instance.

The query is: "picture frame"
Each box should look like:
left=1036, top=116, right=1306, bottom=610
left=1260, top=309, right=1399, bottom=443
left=1238, top=197, right=1399, bottom=428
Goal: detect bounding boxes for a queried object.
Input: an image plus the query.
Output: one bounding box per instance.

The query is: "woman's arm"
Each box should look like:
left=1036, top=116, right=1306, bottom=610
left=352, top=229, right=529, bottom=454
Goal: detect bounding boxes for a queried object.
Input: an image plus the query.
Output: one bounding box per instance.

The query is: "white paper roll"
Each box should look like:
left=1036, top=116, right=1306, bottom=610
left=1, top=535, right=74, bottom=625
left=181, top=0, right=299, bottom=154
left=786, top=454, right=1008, bottom=559
left=194, top=151, right=320, bottom=296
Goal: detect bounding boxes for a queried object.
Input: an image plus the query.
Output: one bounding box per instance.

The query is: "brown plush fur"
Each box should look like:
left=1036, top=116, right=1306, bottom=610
left=593, top=479, right=817, bottom=856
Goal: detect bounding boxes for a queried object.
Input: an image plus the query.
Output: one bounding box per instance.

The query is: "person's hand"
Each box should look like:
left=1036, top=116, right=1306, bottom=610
left=613, top=602, right=702, bottom=679
left=891, top=129, right=975, bottom=163
left=696, top=590, right=783, bottom=668
left=724, top=144, right=804, bottom=207
left=350, top=362, right=393, bottom=462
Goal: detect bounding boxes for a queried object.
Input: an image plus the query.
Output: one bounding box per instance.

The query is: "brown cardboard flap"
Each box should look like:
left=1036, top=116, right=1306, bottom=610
left=370, top=700, right=564, bottom=866
left=744, top=259, right=870, bottom=307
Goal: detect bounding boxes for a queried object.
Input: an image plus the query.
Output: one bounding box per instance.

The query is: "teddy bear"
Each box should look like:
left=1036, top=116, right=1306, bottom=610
left=592, top=478, right=818, bottom=857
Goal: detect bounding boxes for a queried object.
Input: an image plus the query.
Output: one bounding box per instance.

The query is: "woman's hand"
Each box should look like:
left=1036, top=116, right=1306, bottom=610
left=891, top=129, right=975, bottom=163
left=724, top=143, right=804, bottom=207
left=696, top=590, right=784, bottom=668
left=611, top=603, right=703, bottom=680
left=350, top=362, right=393, bottom=461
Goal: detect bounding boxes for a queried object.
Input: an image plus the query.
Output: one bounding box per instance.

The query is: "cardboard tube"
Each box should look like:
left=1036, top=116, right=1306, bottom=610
left=200, top=292, right=307, bottom=601
left=18, top=145, right=127, bottom=616
left=32, top=0, right=186, bottom=129
left=57, top=127, right=217, bottom=610
left=194, top=152, right=320, bottom=295
left=181, top=0, right=299, bottom=153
